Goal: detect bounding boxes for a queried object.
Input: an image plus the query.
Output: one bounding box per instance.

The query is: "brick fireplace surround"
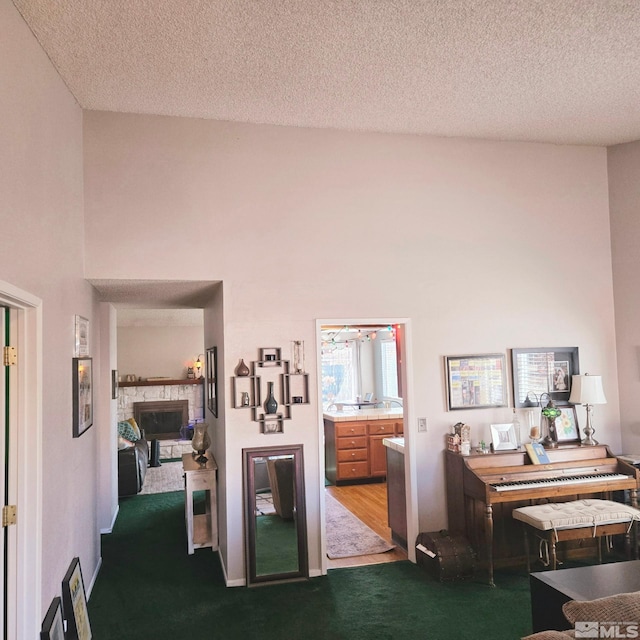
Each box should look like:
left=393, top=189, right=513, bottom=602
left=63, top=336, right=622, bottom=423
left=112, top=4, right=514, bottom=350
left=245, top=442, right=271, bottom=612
left=118, top=379, right=205, bottom=459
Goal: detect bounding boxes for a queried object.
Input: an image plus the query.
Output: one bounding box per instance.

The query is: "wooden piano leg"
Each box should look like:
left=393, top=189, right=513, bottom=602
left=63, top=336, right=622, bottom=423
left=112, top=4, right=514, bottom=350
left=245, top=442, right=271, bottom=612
left=485, top=504, right=495, bottom=587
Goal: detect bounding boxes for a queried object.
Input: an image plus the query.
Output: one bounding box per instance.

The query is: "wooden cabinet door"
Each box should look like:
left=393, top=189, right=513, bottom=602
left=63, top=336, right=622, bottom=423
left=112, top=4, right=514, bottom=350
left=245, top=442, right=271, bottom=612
left=369, top=434, right=388, bottom=477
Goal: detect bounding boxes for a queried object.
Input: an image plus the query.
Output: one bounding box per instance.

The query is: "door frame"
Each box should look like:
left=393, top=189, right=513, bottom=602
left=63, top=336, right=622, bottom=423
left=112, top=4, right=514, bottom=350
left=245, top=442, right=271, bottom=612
left=315, top=317, right=418, bottom=575
left=0, top=280, right=42, bottom=640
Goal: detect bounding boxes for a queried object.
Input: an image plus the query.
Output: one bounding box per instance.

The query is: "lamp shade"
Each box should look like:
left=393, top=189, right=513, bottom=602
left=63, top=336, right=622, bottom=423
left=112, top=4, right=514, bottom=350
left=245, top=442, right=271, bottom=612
left=569, top=374, right=607, bottom=405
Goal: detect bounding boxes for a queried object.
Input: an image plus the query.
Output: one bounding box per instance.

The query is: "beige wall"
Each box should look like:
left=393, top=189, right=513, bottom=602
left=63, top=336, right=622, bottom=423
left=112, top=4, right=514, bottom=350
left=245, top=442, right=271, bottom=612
left=117, top=324, right=204, bottom=380
left=83, top=110, right=619, bottom=583
left=1, top=0, right=102, bottom=627
left=609, top=141, right=640, bottom=453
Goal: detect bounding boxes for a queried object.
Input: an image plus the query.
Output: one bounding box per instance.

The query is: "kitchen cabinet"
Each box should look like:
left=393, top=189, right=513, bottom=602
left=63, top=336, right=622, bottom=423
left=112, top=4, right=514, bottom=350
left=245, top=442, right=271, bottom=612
left=324, top=413, right=403, bottom=484
left=383, top=438, right=407, bottom=548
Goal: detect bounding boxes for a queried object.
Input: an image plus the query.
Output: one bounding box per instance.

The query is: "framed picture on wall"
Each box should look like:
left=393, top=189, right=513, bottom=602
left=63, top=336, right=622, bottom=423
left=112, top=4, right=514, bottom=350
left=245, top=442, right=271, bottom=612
left=111, top=369, right=118, bottom=400
left=74, top=315, right=89, bottom=357
left=444, top=353, right=508, bottom=410
left=511, top=347, right=579, bottom=407
left=207, top=346, right=218, bottom=417
left=62, top=557, right=92, bottom=640
left=72, top=357, right=93, bottom=437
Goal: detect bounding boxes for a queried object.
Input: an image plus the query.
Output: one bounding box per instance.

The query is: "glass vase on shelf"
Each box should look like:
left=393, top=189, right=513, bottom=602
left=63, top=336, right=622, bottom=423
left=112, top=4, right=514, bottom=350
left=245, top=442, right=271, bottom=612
left=264, top=381, right=278, bottom=415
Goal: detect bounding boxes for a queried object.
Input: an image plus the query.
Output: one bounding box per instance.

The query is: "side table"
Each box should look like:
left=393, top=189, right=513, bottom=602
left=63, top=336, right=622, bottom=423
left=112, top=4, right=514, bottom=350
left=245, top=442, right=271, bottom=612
left=182, top=452, right=218, bottom=555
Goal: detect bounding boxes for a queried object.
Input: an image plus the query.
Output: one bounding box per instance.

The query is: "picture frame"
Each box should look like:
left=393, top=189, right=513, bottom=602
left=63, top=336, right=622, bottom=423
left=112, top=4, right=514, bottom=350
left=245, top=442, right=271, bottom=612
left=490, top=423, right=518, bottom=451
left=556, top=405, right=580, bottom=443
left=74, top=315, right=89, bottom=357
left=206, top=346, right=218, bottom=417
left=41, top=596, right=65, bottom=640
left=72, top=358, right=93, bottom=437
left=62, top=557, right=92, bottom=640
left=111, top=369, right=118, bottom=400
left=511, top=347, right=580, bottom=407
left=444, top=353, right=508, bottom=410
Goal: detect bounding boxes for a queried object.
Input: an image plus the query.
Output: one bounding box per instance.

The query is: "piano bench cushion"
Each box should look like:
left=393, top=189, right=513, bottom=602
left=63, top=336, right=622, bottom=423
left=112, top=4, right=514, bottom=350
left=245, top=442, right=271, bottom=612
left=512, top=499, right=640, bottom=531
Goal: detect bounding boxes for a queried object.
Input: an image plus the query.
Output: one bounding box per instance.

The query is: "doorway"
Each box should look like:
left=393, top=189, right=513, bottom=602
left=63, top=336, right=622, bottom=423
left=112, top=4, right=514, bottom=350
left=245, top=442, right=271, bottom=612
left=318, top=320, right=412, bottom=570
left=0, top=281, right=42, bottom=640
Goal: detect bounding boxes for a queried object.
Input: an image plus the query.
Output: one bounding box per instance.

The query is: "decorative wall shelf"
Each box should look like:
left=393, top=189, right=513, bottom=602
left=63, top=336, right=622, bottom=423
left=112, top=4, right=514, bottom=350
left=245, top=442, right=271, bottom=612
left=232, top=347, right=309, bottom=434
left=119, top=378, right=204, bottom=388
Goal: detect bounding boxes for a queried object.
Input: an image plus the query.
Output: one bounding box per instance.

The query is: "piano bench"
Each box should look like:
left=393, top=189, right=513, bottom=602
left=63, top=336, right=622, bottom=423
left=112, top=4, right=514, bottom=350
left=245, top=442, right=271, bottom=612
left=513, top=499, right=640, bottom=571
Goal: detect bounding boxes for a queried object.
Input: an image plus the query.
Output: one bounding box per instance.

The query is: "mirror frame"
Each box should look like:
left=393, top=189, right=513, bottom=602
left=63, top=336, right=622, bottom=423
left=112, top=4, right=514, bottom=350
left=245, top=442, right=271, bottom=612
left=243, top=444, right=308, bottom=586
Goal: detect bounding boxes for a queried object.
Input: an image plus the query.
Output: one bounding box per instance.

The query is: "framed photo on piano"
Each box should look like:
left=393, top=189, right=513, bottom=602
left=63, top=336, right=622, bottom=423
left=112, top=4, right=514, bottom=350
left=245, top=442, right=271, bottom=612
left=511, top=347, right=579, bottom=408
left=555, top=406, right=580, bottom=443
left=490, top=422, right=518, bottom=451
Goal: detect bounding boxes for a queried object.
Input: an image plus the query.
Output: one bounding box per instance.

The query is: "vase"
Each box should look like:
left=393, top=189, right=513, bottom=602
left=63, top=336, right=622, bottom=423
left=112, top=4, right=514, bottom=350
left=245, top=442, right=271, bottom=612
left=235, top=359, right=250, bottom=377
left=264, top=381, right=278, bottom=415
left=191, top=422, right=211, bottom=464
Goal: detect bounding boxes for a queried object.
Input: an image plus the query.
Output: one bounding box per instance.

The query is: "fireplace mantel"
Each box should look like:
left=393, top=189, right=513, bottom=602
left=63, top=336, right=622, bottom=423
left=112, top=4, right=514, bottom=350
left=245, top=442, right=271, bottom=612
left=119, top=378, right=204, bottom=388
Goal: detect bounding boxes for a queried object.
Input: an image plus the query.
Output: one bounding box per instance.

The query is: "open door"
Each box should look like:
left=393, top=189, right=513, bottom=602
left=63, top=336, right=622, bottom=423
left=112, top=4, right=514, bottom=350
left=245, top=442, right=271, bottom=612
left=1, top=306, right=7, bottom=639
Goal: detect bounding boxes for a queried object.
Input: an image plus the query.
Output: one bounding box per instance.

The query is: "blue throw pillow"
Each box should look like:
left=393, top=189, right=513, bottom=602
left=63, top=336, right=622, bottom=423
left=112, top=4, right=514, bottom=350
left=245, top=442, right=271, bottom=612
left=118, top=420, right=140, bottom=442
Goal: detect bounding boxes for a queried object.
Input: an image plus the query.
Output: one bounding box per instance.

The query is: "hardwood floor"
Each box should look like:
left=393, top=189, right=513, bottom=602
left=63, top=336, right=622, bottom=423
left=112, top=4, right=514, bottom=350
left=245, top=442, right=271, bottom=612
left=326, top=481, right=408, bottom=569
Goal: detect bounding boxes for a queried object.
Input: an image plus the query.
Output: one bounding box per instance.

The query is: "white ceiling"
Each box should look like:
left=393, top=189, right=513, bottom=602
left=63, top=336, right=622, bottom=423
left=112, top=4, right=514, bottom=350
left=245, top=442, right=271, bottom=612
left=13, top=0, right=640, bottom=146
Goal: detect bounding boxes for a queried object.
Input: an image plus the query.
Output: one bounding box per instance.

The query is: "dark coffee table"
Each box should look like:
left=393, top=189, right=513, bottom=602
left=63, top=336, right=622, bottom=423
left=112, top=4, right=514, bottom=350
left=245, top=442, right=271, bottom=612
left=530, top=561, right=640, bottom=632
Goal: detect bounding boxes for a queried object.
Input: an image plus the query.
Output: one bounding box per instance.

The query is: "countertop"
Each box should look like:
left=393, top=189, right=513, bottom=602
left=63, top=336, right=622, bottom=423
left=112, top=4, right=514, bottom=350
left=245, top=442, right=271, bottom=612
left=382, top=437, right=405, bottom=454
left=323, top=408, right=403, bottom=422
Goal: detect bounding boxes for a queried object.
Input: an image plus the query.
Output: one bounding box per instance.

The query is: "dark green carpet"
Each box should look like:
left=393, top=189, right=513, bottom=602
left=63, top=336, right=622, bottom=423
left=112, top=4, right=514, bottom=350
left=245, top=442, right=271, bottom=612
left=256, top=514, right=299, bottom=575
left=88, top=491, right=533, bottom=639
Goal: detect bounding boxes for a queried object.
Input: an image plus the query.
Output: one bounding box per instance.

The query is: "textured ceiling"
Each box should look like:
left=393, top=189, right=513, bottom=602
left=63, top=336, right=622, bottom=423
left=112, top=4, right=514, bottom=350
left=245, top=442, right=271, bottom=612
left=13, top=0, right=640, bottom=146
left=90, top=279, right=218, bottom=326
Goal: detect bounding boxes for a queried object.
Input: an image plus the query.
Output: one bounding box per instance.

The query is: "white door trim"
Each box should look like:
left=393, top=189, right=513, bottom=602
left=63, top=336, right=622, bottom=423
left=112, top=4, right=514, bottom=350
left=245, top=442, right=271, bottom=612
left=0, top=280, right=42, bottom=640
left=315, top=317, right=417, bottom=575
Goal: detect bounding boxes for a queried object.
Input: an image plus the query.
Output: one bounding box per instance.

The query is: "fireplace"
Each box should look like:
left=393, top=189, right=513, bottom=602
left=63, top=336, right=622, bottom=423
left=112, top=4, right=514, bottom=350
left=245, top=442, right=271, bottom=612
left=133, top=400, right=189, bottom=440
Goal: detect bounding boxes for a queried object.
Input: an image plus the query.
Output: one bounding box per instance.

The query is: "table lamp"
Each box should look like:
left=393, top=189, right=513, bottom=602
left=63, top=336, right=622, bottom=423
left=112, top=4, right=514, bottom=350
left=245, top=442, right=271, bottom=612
left=568, top=373, right=607, bottom=446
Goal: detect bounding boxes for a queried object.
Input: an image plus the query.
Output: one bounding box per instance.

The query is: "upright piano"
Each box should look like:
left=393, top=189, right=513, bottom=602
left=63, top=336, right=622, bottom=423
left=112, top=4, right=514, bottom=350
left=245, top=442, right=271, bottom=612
left=445, top=444, right=640, bottom=585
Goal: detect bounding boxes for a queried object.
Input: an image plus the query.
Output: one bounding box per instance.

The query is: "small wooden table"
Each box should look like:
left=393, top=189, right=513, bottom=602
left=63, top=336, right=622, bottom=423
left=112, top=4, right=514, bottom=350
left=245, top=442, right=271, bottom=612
left=182, top=452, right=218, bottom=555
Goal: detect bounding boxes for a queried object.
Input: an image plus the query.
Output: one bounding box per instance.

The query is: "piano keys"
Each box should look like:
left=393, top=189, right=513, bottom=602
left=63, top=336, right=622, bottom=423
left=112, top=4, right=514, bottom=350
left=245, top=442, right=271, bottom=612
left=445, top=444, right=640, bottom=586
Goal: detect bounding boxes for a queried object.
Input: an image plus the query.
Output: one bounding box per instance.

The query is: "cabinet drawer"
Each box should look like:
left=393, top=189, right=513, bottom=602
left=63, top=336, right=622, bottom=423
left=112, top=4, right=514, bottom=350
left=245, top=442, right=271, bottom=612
left=338, top=461, right=369, bottom=479
left=336, top=423, right=366, bottom=438
left=336, top=436, right=367, bottom=450
left=337, top=448, right=367, bottom=463
left=367, top=421, right=396, bottom=435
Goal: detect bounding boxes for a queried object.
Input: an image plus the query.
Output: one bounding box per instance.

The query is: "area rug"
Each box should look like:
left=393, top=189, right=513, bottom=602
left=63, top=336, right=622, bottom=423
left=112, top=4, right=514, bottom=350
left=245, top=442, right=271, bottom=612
left=139, top=461, right=184, bottom=495
left=325, top=493, right=395, bottom=559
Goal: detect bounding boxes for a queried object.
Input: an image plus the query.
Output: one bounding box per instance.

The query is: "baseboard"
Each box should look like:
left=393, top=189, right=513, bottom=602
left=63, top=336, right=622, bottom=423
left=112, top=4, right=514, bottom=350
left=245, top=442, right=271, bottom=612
left=100, top=504, right=119, bottom=534
left=87, top=556, right=102, bottom=600
left=219, top=549, right=246, bottom=587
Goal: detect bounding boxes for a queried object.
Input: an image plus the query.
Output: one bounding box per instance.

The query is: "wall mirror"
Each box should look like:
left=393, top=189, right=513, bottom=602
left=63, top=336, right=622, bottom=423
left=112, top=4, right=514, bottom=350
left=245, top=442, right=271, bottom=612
left=243, top=444, right=308, bottom=586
